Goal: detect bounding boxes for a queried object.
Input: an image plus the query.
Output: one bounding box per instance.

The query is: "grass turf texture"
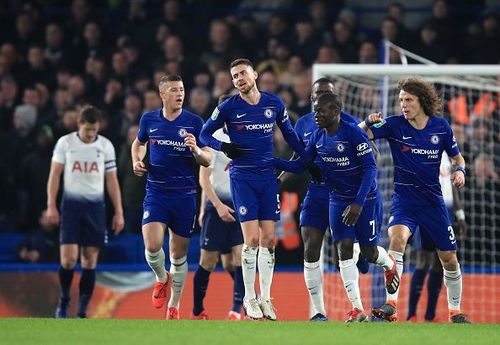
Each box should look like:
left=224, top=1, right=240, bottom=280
left=1, top=318, right=498, bottom=345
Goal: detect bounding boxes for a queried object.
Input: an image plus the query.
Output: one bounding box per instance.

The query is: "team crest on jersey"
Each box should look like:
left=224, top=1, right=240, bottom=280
left=373, top=119, right=386, bottom=128
left=431, top=135, right=439, bottom=144
left=336, top=143, right=345, bottom=152
left=264, top=108, right=274, bottom=118
left=239, top=206, right=248, bottom=216
left=178, top=128, right=187, bottom=137
left=211, top=108, right=220, bottom=120
left=143, top=210, right=150, bottom=219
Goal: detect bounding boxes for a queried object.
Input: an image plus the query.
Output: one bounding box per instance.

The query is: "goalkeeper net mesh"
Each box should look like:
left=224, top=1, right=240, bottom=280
left=314, top=60, right=500, bottom=323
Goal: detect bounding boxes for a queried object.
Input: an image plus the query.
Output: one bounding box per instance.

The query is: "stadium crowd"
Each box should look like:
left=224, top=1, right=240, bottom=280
left=0, top=0, right=498, bottom=264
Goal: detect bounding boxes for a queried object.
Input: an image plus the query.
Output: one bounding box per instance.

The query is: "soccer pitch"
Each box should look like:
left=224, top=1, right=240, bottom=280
left=1, top=319, right=498, bottom=345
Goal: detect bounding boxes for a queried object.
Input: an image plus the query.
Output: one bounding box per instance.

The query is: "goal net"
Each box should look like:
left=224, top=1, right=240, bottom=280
left=313, top=62, right=500, bottom=323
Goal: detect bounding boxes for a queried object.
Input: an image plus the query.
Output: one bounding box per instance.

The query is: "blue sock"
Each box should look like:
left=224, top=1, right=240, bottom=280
left=408, top=268, right=427, bottom=319
left=232, top=266, right=244, bottom=313
left=78, top=269, right=96, bottom=317
left=425, top=270, right=443, bottom=321
left=193, top=266, right=210, bottom=316
left=58, top=266, right=74, bottom=300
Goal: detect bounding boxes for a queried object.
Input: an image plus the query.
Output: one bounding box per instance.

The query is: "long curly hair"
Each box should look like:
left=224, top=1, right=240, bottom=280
left=398, top=77, right=442, bottom=116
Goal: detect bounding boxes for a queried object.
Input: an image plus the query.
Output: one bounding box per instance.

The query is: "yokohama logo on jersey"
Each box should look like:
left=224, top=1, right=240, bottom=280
left=236, top=123, right=273, bottom=131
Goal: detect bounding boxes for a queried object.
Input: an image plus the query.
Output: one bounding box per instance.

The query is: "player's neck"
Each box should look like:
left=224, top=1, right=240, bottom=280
left=240, top=87, right=261, bottom=105
left=325, top=120, right=342, bottom=135
left=162, top=106, right=182, bottom=121
left=407, top=112, right=429, bottom=129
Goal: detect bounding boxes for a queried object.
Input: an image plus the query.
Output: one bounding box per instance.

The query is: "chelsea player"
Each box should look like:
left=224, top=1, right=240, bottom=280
left=360, top=77, right=470, bottom=323
left=274, top=93, right=397, bottom=322
left=131, top=75, right=211, bottom=320
left=199, top=58, right=307, bottom=320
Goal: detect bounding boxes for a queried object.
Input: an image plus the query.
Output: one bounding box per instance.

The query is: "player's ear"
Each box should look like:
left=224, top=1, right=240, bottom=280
left=253, top=70, right=258, bottom=80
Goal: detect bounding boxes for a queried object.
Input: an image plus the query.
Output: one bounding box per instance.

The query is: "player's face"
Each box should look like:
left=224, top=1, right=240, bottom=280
left=399, top=90, right=424, bottom=120
left=311, top=82, right=336, bottom=103
left=231, top=64, right=257, bottom=94
left=160, top=81, right=185, bottom=111
left=313, top=100, right=340, bottom=128
left=78, top=121, right=99, bottom=143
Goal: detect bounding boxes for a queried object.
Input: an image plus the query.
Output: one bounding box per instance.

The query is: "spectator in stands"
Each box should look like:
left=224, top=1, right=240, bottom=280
left=118, top=93, right=143, bottom=141
left=380, top=17, right=403, bottom=47
left=237, top=16, right=264, bottom=63
left=414, top=21, right=447, bottom=63
left=211, top=70, right=233, bottom=101
left=143, top=89, right=162, bottom=112
left=103, top=78, right=124, bottom=115
left=280, top=55, right=305, bottom=87
left=13, top=11, right=39, bottom=55
left=290, top=73, right=312, bottom=115
left=293, top=18, right=322, bottom=66
left=329, top=20, right=358, bottom=63
left=309, top=0, right=332, bottom=34
left=200, top=19, right=242, bottom=67
left=315, top=45, right=342, bottom=64
left=0, top=76, right=19, bottom=133
left=188, top=87, right=212, bottom=120
left=469, top=11, right=499, bottom=64
left=387, top=3, right=414, bottom=47
left=358, top=41, right=379, bottom=64
left=258, top=70, right=280, bottom=94
left=44, top=22, right=68, bottom=69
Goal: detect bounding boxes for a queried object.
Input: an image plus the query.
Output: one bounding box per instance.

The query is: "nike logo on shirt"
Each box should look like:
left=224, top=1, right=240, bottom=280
left=403, top=136, right=412, bottom=139
left=150, top=128, right=159, bottom=133
left=236, top=113, right=247, bottom=118
left=304, top=131, right=312, bottom=137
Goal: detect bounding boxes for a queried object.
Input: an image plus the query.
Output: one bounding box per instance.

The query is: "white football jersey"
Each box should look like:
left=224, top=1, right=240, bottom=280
left=52, top=132, right=116, bottom=202
left=209, top=129, right=231, bottom=201
left=439, top=151, right=453, bottom=207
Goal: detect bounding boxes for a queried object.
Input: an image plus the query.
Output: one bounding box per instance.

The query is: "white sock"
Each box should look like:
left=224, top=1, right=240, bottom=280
left=241, top=244, right=258, bottom=300
left=304, top=260, right=326, bottom=316
left=353, top=243, right=361, bottom=264
left=443, top=266, right=462, bottom=311
left=387, top=250, right=404, bottom=302
left=145, top=248, right=167, bottom=283
left=258, top=246, right=275, bottom=301
left=375, top=246, right=394, bottom=270
left=168, top=255, right=188, bottom=308
left=339, top=258, right=363, bottom=310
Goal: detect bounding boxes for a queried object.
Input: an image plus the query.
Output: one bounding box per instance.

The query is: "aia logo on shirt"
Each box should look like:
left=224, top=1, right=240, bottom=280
left=72, top=160, right=99, bottom=173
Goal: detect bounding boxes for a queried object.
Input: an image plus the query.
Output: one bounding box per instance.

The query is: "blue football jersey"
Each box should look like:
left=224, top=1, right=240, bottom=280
left=370, top=115, right=460, bottom=206
left=295, top=111, right=360, bottom=189
left=200, top=92, right=305, bottom=180
left=137, top=108, right=204, bottom=197
left=305, top=121, right=377, bottom=205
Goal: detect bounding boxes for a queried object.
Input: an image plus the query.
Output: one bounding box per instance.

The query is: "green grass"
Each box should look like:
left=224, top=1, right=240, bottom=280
left=1, top=318, right=498, bottom=345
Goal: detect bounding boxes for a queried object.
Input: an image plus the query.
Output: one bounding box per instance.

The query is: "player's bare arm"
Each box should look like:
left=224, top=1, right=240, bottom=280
left=105, top=170, right=125, bottom=234
left=199, top=165, right=236, bottom=223
left=184, top=132, right=211, bottom=167
left=46, top=161, right=64, bottom=225
left=450, top=153, right=466, bottom=189
left=131, top=138, right=148, bottom=176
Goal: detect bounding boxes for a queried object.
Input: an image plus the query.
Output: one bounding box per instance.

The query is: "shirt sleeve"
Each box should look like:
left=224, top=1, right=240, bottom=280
left=52, top=137, right=66, bottom=164
left=199, top=106, right=226, bottom=151
left=104, top=139, right=117, bottom=172
left=276, top=101, right=305, bottom=156
left=443, top=120, right=461, bottom=158
left=193, top=115, right=205, bottom=147
left=369, top=116, right=395, bottom=139
left=137, top=113, right=149, bottom=143
left=352, top=126, right=377, bottom=205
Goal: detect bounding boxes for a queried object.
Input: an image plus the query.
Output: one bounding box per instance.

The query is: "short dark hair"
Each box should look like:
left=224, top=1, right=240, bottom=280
left=158, top=74, right=183, bottom=89
left=230, top=58, right=254, bottom=69
left=79, top=105, right=101, bottom=124
left=313, top=77, right=335, bottom=87
left=317, top=93, right=342, bottom=110
left=398, top=77, right=442, bottom=116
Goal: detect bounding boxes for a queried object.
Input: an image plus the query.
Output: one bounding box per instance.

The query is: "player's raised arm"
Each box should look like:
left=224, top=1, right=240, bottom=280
left=184, top=132, right=211, bottom=167
left=358, top=112, right=383, bottom=139
left=275, top=104, right=306, bottom=156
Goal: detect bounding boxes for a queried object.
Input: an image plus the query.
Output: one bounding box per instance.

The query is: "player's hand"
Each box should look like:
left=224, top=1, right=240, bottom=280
left=184, top=133, right=200, bottom=154
left=215, top=203, right=236, bottom=223
left=342, top=203, right=363, bottom=226
left=221, top=142, right=242, bottom=159
left=367, top=112, right=383, bottom=124
left=45, top=206, right=60, bottom=226
left=305, top=161, right=322, bottom=183
left=133, top=160, right=147, bottom=176
left=451, top=170, right=465, bottom=188
left=112, top=212, right=125, bottom=235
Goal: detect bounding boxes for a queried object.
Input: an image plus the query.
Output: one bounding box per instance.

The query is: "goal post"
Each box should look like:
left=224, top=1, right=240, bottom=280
left=312, top=63, right=500, bottom=323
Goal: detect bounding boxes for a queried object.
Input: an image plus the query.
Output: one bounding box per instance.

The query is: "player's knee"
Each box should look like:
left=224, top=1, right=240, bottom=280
left=222, top=261, right=233, bottom=273
left=304, top=245, right=321, bottom=262
left=389, top=235, right=407, bottom=252
left=60, top=256, right=77, bottom=269
left=337, top=240, right=354, bottom=260
left=144, top=242, right=162, bottom=253
left=439, top=251, right=459, bottom=270
left=258, top=237, right=274, bottom=248
left=360, top=246, right=378, bottom=263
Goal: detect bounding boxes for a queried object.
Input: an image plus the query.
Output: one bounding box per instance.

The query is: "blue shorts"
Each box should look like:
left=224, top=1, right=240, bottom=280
left=329, top=194, right=383, bottom=247
left=300, top=185, right=329, bottom=232
left=142, top=192, right=197, bottom=238
left=230, top=177, right=280, bottom=222
left=389, top=204, right=457, bottom=251
left=201, top=199, right=243, bottom=254
left=60, top=201, right=107, bottom=247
